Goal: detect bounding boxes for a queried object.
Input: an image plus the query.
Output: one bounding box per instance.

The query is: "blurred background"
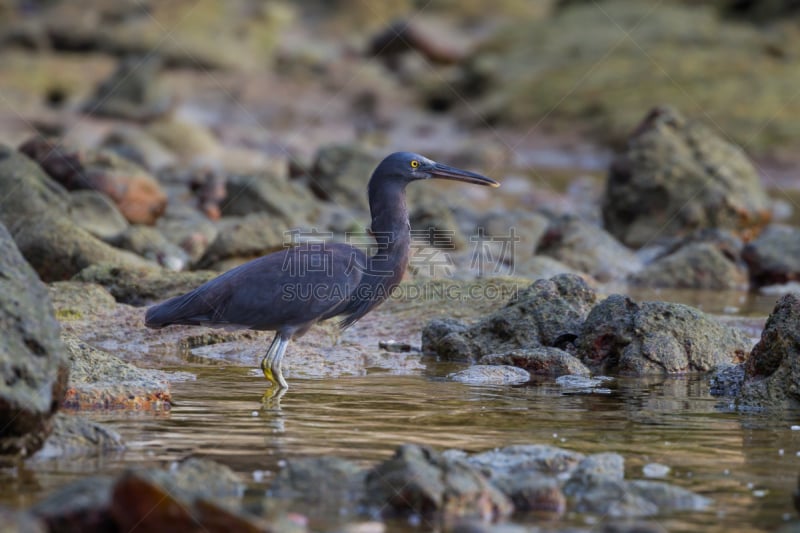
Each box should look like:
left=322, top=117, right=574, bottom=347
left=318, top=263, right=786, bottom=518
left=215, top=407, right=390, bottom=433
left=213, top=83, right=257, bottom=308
left=0, top=0, right=798, bottom=278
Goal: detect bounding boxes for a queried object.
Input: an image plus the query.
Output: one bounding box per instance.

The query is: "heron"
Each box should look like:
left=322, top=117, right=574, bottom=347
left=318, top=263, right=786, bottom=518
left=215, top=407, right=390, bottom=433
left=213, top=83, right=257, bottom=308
left=145, top=152, right=499, bottom=391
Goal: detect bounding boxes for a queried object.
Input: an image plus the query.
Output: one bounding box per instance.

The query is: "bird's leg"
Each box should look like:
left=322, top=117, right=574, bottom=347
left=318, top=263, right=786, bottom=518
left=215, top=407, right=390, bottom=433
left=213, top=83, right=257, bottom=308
left=260, top=333, right=290, bottom=389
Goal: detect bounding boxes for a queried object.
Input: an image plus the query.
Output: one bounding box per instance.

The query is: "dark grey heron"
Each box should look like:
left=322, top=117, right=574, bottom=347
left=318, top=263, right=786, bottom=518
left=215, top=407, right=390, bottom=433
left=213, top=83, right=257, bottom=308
left=145, top=152, right=499, bottom=391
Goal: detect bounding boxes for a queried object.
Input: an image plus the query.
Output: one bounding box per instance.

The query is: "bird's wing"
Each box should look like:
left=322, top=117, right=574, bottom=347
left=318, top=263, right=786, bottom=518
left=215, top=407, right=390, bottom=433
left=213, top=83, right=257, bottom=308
left=145, top=243, right=365, bottom=331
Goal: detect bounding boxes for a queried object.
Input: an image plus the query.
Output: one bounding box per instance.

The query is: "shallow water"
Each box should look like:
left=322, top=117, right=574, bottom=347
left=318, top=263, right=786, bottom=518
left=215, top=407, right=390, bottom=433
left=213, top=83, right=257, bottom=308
left=6, top=354, right=800, bottom=532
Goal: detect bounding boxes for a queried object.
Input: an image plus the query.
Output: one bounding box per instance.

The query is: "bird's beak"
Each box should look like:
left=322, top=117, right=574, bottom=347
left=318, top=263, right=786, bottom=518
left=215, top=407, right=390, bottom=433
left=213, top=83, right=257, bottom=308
left=428, top=163, right=500, bottom=188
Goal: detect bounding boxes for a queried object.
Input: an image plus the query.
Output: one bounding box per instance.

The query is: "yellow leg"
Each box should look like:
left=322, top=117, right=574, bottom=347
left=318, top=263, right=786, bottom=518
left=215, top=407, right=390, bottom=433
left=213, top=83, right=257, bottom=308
left=260, top=333, right=289, bottom=389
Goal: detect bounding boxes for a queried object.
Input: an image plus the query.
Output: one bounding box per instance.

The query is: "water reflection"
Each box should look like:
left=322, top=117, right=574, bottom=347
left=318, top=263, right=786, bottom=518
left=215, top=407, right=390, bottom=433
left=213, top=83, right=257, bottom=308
left=6, top=365, right=800, bottom=531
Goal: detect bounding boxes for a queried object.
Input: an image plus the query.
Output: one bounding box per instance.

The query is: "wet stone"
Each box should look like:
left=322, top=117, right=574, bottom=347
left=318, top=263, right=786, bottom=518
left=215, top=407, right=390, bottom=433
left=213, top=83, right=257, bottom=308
left=734, top=293, right=800, bottom=409
left=576, top=295, right=750, bottom=375
left=365, top=444, right=512, bottom=522
left=479, top=347, right=590, bottom=377
left=62, top=333, right=180, bottom=411
left=448, top=365, right=531, bottom=385
left=35, top=413, right=124, bottom=459
left=423, top=274, right=596, bottom=362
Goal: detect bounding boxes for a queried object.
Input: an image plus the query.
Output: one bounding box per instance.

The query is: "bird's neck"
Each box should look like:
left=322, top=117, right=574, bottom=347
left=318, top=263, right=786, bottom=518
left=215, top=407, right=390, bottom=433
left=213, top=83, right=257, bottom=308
left=367, top=182, right=411, bottom=276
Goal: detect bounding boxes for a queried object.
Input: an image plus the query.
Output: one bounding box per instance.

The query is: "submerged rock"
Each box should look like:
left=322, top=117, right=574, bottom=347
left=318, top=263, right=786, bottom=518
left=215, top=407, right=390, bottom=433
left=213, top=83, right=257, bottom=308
left=35, top=413, right=124, bottom=458
left=536, top=215, right=641, bottom=282
left=19, top=137, right=168, bottom=225
left=269, top=457, right=365, bottom=518
left=422, top=274, right=596, bottom=361
left=0, top=145, right=152, bottom=281
left=602, top=106, right=770, bottom=248
left=32, top=458, right=264, bottom=533
left=577, top=295, right=750, bottom=375
left=365, top=444, right=512, bottom=522
left=448, top=365, right=530, bottom=385
left=0, top=222, right=68, bottom=457
left=563, top=453, right=710, bottom=517
left=732, top=294, right=800, bottom=409
left=742, top=224, right=800, bottom=287
left=479, top=347, right=590, bottom=377
left=0, top=507, right=46, bottom=533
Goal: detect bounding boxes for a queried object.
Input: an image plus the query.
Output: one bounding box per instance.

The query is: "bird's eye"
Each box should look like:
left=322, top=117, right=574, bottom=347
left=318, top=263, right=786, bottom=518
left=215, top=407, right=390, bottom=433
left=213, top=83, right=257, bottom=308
left=410, top=160, right=419, bottom=169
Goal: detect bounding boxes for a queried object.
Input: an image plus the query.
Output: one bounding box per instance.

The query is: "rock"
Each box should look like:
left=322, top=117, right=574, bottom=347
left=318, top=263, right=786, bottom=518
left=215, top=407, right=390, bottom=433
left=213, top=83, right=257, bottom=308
left=101, top=126, right=177, bottom=172
left=68, top=190, right=129, bottom=240
left=602, top=106, right=770, bottom=247
left=0, top=145, right=152, bottom=281
left=220, top=170, right=317, bottom=227
left=365, top=444, right=512, bottom=521
left=536, top=215, right=641, bottom=281
left=187, top=167, right=228, bottom=220
left=734, top=294, right=800, bottom=409
left=82, top=55, right=173, bottom=121
left=562, top=454, right=695, bottom=518
left=629, top=235, right=748, bottom=290
left=709, top=363, right=746, bottom=397
left=112, top=458, right=278, bottom=532
left=576, top=295, right=750, bottom=375
left=556, top=375, right=614, bottom=394
left=368, top=19, right=467, bottom=69
left=73, top=264, right=216, bottom=305
left=465, top=444, right=585, bottom=480
left=146, top=119, right=222, bottom=165
left=515, top=255, right=590, bottom=283
left=269, top=457, right=365, bottom=518
left=19, top=137, right=168, bottom=225
left=31, top=476, right=117, bottom=533
left=106, top=225, right=189, bottom=271
left=61, top=333, right=178, bottom=411
left=422, top=274, right=596, bottom=361
left=491, top=476, right=565, bottom=515
left=475, top=210, right=549, bottom=273
left=196, top=214, right=287, bottom=269
left=48, top=281, right=117, bottom=321
left=564, top=453, right=626, bottom=492
left=309, top=144, right=378, bottom=211
left=0, top=507, right=47, bottom=533
left=157, top=204, right=219, bottom=263
left=742, top=224, right=800, bottom=287
left=35, top=413, right=124, bottom=458
left=448, top=365, right=530, bottom=385
left=0, top=221, right=68, bottom=457
left=479, top=347, right=590, bottom=377
left=408, top=194, right=467, bottom=252
left=32, top=458, right=260, bottom=533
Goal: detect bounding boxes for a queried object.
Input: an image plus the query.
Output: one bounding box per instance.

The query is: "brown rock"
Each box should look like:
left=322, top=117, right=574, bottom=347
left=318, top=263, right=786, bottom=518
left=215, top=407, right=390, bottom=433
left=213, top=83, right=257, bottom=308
left=19, top=137, right=167, bottom=224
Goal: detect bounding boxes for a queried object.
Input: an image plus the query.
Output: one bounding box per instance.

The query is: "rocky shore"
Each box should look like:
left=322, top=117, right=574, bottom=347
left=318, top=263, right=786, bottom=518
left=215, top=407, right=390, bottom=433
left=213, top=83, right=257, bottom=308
left=1, top=1, right=800, bottom=531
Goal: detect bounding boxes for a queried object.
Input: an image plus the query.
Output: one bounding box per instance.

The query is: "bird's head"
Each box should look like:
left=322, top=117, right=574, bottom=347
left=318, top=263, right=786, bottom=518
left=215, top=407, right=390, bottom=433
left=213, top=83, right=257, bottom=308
left=371, top=152, right=500, bottom=189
